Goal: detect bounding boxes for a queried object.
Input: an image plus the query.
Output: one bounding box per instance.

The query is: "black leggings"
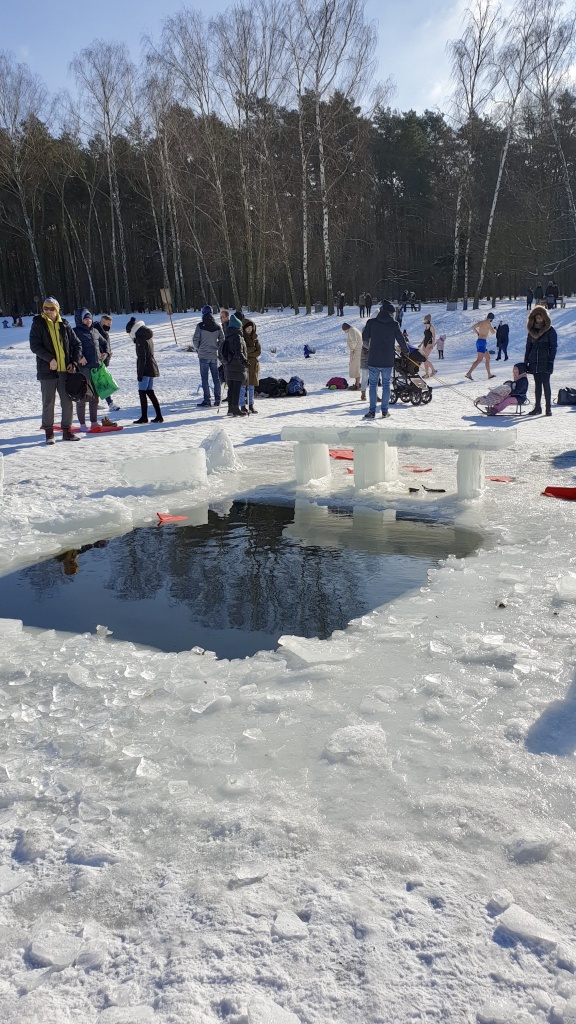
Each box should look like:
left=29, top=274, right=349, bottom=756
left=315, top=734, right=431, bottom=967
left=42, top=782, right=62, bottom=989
left=533, top=372, right=551, bottom=410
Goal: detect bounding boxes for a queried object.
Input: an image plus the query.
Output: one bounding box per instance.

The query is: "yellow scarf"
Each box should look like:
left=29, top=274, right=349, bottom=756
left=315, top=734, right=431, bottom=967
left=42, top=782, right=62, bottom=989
left=43, top=313, right=66, bottom=371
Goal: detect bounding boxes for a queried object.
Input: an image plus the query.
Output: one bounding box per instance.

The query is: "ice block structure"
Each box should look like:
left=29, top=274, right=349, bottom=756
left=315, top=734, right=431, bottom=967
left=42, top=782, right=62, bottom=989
left=120, top=448, right=208, bottom=492
left=281, top=424, right=517, bottom=499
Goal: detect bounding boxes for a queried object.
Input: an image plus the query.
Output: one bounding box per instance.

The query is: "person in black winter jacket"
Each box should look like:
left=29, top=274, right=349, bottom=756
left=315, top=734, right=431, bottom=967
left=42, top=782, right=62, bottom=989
left=126, top=316, right=163, bottom=424
left=524, top=305, right=557, bottom=416
left=74, top=308, right=110, bottom=430
left=29, top=295, right=81, bottom=444
left=93, top=313, right=121, bottom=412
left=220, top=309, right=248, bottom=417
left=496, top=320, right=509, bottom=360
left=362, top=299, right=409, bottom=418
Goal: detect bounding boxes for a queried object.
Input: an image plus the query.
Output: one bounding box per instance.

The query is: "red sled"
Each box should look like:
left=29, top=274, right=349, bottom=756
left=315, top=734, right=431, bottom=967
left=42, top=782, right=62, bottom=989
left=87, top=425, right=123, bottom=433
left=157, top=513, right=189, bottom=524
left=329, top=448, right=354, bottom=460
left=542, top=486, right=576, bottom=501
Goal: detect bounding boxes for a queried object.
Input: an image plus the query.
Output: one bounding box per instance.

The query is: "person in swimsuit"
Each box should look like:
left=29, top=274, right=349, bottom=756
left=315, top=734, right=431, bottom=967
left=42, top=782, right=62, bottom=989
left=465, top=312, right=496, bottom=381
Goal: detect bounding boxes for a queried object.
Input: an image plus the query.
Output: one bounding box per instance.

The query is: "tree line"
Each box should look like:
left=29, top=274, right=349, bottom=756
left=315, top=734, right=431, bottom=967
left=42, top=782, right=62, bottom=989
left=1, top=0, right=576, bottom=316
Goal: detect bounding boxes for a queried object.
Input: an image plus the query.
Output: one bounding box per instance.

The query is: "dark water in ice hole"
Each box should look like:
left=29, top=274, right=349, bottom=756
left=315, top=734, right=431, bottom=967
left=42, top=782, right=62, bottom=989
left=0, top=502, right=483, bottom=659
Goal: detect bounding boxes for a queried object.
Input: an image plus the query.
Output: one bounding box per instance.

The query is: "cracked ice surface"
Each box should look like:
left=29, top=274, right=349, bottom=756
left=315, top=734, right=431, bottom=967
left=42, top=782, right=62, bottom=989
left=1, top=303, right=576, bottom=1022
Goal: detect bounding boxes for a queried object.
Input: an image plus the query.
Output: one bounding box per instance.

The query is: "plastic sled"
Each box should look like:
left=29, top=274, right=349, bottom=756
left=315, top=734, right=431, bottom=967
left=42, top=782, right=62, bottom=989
left=329, top=449, right=354, bottom=460
left=88, top=425, right=124, bottom=433
left=542, top=486, right=576, bottom=501
left=157, top=513, right=189, bottom=524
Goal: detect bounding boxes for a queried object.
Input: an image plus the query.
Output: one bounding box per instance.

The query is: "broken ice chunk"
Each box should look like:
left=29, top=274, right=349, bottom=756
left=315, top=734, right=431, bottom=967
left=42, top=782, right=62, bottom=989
left=28, top=925, right=83, bottom=968
left=0, top=865, right=30, bottom=895
left=95, top=625, right=113, bottom=637
left=247, top=996, right=302, bottom=1024
left=495, top=904, right=558, bottom=951
left=272, top=910, right=308, bottom=940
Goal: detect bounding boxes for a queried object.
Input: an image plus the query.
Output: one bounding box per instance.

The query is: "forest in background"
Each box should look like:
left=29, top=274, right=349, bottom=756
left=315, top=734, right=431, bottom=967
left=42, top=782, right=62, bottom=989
left=1, top=0, right=576, bottom=315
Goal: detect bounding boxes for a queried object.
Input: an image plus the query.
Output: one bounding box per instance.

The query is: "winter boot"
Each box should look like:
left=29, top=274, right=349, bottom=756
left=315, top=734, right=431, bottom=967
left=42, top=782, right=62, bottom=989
left=249, top=404, right=258, bottom=414
left=545, top=407, right=552, bottom=416
left=363, top=411, right=375, bottom=420
left=147, top=390, right=164, bottom=423
left=360, top=390, right=366, bottom=401
left=133, top=391, right=149, bottom=424
left=239, top=406, right=248, bottom=416
left=45, top=428, right=55, bottom=445
left=62, top=427, right=80, bottom=441
left=101, top=416, right=117, bottom=427
left=527, top=406, right=542, bottom=416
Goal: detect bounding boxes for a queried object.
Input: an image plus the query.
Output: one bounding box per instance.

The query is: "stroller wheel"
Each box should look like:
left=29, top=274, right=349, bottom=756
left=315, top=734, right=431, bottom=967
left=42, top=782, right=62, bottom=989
left=409, top=390, right=422, bottom=405
left=389, top=388, right=398, bottom=405
left=421, top=389, right=433, bottom=404
left=399, top=389, right=411, bottom=403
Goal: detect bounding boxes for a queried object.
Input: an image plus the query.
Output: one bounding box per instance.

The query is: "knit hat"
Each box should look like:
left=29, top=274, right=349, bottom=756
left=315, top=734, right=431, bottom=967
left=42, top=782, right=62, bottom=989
left=514, top=362, right=527, bottom=373
left=229, top=313, right=243, bottom=329
left=135, top=325, right=153, bottom=342
left=127, top=317, right=145, bottom=341
left=81, top=308, right=92, bottom=320
left=201, top=305, right=213, bottom=316
left=43, top=296, right=60, bottom=310
left=380, top=300, right=395, bottom=314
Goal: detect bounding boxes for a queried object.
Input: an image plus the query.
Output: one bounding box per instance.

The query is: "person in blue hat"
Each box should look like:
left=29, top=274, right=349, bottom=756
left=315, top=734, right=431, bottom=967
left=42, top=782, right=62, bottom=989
left=192, top=305, right=224, bottom=407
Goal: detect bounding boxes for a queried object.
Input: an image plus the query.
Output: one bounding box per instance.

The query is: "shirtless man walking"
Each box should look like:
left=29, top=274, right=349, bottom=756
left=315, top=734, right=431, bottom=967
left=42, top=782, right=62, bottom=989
left=465, top=311, right=497, bottom=381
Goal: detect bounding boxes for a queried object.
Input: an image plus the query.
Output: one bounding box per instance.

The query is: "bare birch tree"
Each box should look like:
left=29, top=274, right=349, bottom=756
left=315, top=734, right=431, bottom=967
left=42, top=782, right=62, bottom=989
left=447, top=0, right=501, bottom=306
left=295, top=0, right=376, bottom=314
left=0, top=53, right=48, bottom=296
left=472, top=0, right=542, bottom=308
left=71, top=43, right=132, bottom=311
left=527, top=1, right=576, bottom=234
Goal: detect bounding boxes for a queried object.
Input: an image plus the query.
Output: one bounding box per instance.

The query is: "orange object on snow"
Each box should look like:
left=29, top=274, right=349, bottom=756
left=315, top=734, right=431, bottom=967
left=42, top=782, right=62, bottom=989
left=486, top=475, right=515, bottom=482
left=157, top=513, right=189, bottom=524
left=329, top=449, right=354, bottom=460
left=542, top=486, right=576, bottom=500
left=403, top=466, right=433, bottom=473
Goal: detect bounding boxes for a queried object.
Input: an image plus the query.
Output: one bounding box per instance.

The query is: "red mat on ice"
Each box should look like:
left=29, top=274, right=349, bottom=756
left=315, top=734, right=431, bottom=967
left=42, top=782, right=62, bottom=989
left=38, top=425, right=122, bottom=433
left=329, top=449, right=353, bottom=460
left=542, top=486, right=576, bottom=500
left=403, top=466, right=432, bottom=473
left=157, top=513, right=189, bottom=524
left=486, top=476, right=515, bottom=482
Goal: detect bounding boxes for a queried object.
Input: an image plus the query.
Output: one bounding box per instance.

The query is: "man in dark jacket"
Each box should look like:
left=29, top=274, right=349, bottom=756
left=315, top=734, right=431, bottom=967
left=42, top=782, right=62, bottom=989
left=525, top=306, right=557, bottom=416
left=526, top=286, right=534, bottom=310
left=29, top=296, right=81, bottom=444
left=93, top=313, right=121, bottom=412
left=496, top=320, right=509, bottom=360
left=362, top=300, right=409, bottom=418
left=220, top=309, right=248, bottom=417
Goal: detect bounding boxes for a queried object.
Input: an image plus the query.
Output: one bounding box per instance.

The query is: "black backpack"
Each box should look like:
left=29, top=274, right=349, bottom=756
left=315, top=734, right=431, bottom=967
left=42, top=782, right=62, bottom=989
left=557, top=388, right=576, bottom=405
left=65, top=371, right=88, bottom=401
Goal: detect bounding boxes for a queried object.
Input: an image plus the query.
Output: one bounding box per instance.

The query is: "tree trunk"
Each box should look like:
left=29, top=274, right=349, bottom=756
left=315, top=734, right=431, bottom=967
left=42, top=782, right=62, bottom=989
left=105, top=148, right=121, bottom=312
left=19, top=190, right=45, bottom=296
left=298, top=97, right=312, bottom=314
left=551, top=119, right=576, bottom=236
left=110, top=157, right=130, bottom=311
left=450, top=180, right=463, bottom=303
left=315, top=95, right=334, bottom=315
left=473, top=121, right=512, bottom=309
left=463, top=206, right=472, bottom=311
left=65, top=204, right=96, bottom=309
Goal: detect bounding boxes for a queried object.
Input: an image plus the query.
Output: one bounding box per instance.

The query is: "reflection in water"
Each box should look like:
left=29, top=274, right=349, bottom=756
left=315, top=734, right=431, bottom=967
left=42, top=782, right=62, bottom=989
left=0, top=502, right=482, bottom=659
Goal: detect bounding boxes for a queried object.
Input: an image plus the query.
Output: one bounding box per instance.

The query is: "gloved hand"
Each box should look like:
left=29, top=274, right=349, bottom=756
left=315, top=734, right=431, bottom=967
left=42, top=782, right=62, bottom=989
left=548, top=363, right=555, bottom=374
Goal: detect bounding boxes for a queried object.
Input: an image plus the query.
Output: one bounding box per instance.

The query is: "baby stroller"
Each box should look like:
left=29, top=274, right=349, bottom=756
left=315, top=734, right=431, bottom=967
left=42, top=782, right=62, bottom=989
left=389, top=347, right=433, bottom=406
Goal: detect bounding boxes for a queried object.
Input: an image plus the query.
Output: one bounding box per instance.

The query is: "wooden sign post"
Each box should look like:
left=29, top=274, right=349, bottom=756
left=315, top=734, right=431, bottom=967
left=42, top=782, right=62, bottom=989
left=160, top=287, right=178, bottom=345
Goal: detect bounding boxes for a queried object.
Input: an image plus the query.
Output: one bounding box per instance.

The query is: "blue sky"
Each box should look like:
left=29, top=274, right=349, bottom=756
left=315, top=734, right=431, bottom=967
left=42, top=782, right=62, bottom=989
left=4, top=0, right=465, bottom=114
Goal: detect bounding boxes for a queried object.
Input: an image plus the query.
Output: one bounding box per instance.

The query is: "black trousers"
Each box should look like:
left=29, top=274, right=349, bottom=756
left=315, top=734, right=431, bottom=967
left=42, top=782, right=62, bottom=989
left=228, top=379, right=241, bottom=409
left=533, top=372, right=551, bottom=410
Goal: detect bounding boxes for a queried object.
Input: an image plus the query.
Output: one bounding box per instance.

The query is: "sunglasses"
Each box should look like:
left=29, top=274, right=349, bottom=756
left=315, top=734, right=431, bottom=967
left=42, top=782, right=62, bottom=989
left=43, top=305, right=57, bottom=311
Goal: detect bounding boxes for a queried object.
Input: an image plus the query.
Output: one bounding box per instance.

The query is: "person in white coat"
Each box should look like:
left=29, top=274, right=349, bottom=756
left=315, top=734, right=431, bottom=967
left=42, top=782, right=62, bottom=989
left=342, top=322, right=362, bottom=390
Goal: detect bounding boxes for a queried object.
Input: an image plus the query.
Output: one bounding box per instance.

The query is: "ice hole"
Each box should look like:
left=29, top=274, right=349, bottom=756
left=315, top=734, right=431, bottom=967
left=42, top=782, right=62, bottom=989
left=0, top=500, right=483, bottom=659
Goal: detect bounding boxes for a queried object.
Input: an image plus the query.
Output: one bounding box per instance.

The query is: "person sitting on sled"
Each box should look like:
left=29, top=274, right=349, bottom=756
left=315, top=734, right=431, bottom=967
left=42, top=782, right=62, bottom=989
left=474, top=362, right=528, bottom=415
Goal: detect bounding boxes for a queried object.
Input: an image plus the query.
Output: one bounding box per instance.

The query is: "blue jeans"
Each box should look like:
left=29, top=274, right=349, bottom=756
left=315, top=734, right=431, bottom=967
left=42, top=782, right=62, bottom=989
left=368, top=365, right=392, bottom=413
left=239, top=384, right=254, bottom=407
left=200, top=359, right=221, bottom=403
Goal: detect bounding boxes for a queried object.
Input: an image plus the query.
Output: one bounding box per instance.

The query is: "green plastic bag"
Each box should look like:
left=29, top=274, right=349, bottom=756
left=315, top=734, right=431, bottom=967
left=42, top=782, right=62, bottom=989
left=90, top=364, right=119, bottom=400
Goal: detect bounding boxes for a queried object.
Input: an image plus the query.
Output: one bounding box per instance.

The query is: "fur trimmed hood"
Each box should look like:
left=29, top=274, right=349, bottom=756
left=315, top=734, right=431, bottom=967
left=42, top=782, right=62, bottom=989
left=527, top=305, right=551, bottom=338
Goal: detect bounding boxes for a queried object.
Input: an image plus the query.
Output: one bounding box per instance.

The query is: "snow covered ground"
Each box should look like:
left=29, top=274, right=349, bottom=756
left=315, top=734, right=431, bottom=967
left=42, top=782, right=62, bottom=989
left=1, top=301, right=576, bottom=1023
